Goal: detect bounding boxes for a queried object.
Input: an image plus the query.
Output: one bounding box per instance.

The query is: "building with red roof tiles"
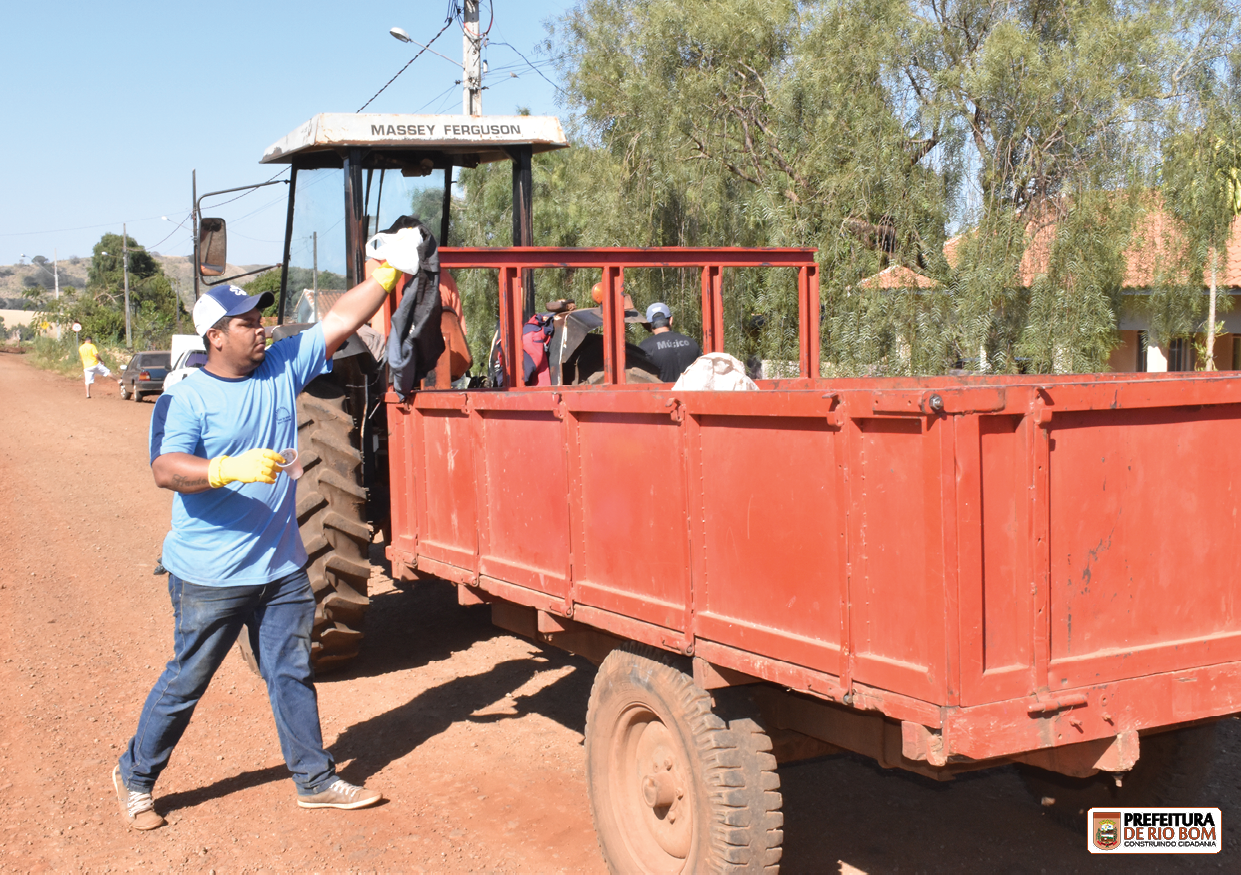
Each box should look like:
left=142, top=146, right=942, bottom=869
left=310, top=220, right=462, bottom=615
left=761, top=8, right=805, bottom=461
left=857, top=264, right=942, bottom=291
left=931, top=207, right=1241, bottom=372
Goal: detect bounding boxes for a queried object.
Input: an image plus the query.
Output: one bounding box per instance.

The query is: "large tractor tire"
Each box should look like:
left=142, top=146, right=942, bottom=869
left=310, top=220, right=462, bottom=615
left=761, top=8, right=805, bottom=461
left=585, top=644, right=783, bottom=874
left=234, top=377, right=373, bottom=676
left=1018, top=723, right=1218, bottom=830
left=296, top=381, right=373, bottom=672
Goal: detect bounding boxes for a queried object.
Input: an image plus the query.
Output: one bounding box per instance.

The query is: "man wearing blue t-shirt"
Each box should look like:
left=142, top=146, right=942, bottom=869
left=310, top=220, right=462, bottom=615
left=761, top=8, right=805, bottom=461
left=112, top=237, right=424, bottom=830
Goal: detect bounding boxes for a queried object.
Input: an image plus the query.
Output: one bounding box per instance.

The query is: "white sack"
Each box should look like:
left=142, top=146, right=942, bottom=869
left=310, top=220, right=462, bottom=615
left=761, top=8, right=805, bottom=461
left=672, top=352, right=760, bottom=391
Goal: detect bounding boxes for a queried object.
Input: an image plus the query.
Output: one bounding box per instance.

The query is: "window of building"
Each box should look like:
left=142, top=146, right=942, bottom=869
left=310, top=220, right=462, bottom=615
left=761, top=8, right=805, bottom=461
left=1137, top=331, right=1148, bottom=372
left=1233, top=336, right=1240, bottom=371
left=1168, top=337, right=1196, bottom=372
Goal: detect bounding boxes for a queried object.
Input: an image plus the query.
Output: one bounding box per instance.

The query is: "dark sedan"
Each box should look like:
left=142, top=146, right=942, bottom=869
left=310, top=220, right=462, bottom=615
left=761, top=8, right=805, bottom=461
left=118, top=351, right=171, bottom=402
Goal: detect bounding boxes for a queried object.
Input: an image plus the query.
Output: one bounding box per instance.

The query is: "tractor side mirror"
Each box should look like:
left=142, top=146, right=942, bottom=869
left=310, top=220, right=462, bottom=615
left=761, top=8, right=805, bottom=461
left=198, top=218, right=227, bottom=277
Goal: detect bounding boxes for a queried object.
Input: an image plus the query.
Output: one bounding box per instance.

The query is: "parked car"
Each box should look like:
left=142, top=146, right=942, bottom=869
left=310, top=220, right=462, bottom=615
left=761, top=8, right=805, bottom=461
left=162, top=348, right=208, bottom=391
left=117, top=351, right=171, bottom=402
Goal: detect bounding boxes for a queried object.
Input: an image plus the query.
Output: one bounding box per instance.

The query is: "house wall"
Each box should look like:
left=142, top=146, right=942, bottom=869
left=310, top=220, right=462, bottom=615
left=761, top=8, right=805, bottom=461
left=1207, top=333, right=1237, bottom=371
left=1109, top=331, right=1141, bottom=372
left=1107, top=329, right=1239, bottom=372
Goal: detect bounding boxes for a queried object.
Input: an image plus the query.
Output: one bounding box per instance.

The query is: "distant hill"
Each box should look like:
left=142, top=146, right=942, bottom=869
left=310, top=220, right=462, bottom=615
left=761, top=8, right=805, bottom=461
left=156, top=255, right=273, bottom=311
left=0, top=258, right=90, bottom=306
left=0, top=255, right=271, bottom=313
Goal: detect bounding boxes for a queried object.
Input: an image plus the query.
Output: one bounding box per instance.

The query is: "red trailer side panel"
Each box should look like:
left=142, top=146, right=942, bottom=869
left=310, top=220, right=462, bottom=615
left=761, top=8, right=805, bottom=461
left=695, top=413, right=844, bottom=675
left=381, top=249, right=1241, bottom=766
left=1046, top=405, right=1241, bottom=689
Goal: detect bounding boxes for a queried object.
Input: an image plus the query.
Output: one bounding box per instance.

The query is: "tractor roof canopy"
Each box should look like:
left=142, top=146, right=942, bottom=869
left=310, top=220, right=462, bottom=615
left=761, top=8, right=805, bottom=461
left=261, top=113, right=568, bottom=170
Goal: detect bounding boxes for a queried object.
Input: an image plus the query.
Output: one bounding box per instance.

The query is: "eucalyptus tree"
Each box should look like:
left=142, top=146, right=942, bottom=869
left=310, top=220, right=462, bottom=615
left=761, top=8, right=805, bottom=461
left=453, top=0, right=1241, bottom=374
left=1154, top=41, right=1241, bottom=368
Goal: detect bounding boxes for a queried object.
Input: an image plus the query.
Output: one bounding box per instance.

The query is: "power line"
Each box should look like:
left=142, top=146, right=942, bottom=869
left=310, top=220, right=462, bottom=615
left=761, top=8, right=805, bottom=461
left=358, top=17, right=457, bottom=112
left=0, top=215, right=178, bottom=238
left=149, top=214, right=191, bottom=252
left=490, top=41, right=565, bottom=95
left=232, top=190, right=294, bottom=224
left=417, top=83, right=460, bottom=113
left=227, top=230, right=285, bottom=244
left=201, top=168, right=289, bottom=210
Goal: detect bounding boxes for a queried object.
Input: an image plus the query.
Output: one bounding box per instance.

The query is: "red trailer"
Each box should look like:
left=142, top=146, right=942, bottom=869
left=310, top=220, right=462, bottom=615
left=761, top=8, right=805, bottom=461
left=378, top=247, right=1240, bottom=873
left=195, top=117, right=1233, bottom=871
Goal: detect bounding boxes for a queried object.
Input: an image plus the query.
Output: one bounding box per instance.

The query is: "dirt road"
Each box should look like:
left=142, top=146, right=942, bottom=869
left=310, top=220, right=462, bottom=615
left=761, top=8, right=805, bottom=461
left=0, top=351, right=1236, bottom=873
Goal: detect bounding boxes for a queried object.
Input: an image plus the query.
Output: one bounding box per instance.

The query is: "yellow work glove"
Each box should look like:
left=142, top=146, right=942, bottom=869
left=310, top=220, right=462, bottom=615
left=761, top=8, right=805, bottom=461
left=372, top=261, right=401, bottom=293
left=208, top=448, right=285, bottom=488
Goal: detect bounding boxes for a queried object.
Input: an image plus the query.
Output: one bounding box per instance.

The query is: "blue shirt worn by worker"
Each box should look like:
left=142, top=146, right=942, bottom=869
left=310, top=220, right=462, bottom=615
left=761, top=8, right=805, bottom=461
left=149, top=324, right=332, bottom=586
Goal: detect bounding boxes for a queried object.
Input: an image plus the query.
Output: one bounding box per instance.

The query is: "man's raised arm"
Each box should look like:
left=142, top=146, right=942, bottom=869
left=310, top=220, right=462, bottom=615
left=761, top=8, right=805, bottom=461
left=319, top=273, right=391, bottom=360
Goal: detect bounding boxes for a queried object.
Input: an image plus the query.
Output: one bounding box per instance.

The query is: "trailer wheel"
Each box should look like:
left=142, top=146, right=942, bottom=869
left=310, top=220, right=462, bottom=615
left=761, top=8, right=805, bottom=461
left=1018, top=723, right=1218, bottom=829
left=585, top=645, right=783, bottom=874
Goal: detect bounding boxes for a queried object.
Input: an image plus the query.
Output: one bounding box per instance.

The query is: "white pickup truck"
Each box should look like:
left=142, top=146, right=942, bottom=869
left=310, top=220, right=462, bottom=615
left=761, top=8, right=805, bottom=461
left=162, top=333, right=206, bottom=391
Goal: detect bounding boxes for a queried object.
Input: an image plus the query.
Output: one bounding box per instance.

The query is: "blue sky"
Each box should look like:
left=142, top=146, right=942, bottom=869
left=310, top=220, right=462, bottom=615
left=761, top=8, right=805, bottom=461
left=0, top=0, right=575, bottom=269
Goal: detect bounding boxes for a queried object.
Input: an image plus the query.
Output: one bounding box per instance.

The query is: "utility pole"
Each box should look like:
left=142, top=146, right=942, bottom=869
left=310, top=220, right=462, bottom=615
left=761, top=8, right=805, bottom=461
left=192, top=169, right=200, bottom=301
left=463, top=0, right=482, bottom=116
left=53, top=249, right=60, bottom=340
left=122, top=224, right=132, bottom=348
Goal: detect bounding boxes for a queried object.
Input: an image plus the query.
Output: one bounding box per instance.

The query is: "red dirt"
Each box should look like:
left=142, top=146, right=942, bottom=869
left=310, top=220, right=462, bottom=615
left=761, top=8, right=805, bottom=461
left=0, top=352, right=1236, bottom=873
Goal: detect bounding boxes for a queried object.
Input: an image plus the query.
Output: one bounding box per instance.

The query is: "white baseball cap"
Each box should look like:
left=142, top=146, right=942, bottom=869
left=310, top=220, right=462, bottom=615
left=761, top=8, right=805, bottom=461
left=193, top=284, right=275, bottom=336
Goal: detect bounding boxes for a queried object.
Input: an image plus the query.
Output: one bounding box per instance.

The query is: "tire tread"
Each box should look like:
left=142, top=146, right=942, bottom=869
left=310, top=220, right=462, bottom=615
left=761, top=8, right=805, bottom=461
left=586, top=644, right=783, bottom=874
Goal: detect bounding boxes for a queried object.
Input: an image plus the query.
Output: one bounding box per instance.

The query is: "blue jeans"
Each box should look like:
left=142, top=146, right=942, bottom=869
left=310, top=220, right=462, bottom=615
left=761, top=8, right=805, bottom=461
left=118, top=569, right=337, bottom=796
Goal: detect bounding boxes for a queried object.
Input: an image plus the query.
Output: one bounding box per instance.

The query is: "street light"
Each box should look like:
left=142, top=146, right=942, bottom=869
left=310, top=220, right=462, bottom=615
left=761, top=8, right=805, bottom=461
left=388, top=27, right=459, bottom=65
left=25, top=253, right=59, bottom=295
left=391, top=9, right=484, bottom=115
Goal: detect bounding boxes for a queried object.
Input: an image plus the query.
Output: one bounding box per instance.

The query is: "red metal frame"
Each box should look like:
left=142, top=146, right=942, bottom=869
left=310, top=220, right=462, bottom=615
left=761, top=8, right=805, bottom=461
left=432, top=247, right=821, bottom=385
left=382, top=247, right=1241, bottom=766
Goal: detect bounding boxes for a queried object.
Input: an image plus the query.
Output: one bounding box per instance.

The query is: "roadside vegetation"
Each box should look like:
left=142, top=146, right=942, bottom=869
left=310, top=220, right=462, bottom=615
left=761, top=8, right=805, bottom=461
left=22, top=232, right=185, bottom=357
left=21, top=335, right=127, bottom=379
left=455, top=0, right=1241, bottom=375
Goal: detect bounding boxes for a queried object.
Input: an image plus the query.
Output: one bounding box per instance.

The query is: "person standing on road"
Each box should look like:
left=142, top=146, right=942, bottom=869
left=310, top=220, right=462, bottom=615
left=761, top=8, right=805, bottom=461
left=112, top=233, right=426, bottom=830
left=79, top=335, right=112, bottom=399
left=639, top=302, right=702, bottom=383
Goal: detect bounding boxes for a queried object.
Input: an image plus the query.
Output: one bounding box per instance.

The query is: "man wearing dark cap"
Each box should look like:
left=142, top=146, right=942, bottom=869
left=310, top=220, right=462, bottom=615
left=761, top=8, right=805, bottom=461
left=113, top=234, right=424, bottom=830
left=639, top=302, right=702, bottom=383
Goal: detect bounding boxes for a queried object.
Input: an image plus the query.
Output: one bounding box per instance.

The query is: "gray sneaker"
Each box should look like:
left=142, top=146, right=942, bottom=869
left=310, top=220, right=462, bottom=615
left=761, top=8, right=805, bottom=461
left=297, top=778, right=383, bottom=810
left=112, top=765, right=165, bottom=830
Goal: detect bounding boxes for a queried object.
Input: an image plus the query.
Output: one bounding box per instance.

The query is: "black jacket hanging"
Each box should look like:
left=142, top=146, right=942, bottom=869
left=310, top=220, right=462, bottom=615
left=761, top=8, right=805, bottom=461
left=382, top=216, right=445, bottom=400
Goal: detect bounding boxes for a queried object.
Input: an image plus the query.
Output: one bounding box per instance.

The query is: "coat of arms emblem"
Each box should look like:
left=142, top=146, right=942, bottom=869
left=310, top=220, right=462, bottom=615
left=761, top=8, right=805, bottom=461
left=1092, top=811, right=1121, bottom=850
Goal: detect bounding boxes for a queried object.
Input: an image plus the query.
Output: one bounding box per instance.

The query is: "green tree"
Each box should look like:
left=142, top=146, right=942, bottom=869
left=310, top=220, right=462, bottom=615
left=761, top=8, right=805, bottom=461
left=1155, top=48, right=1241, bottom=368
left=518, top=0, right=1241, bottom=374
left=29, top=233, right=184, bottom=349
left=243, top=270, right=284, bottom=316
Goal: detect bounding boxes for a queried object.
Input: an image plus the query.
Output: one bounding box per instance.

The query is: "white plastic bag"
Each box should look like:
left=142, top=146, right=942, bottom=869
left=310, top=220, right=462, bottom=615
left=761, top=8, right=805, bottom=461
left=364, top=226, right=425, bottom=274
left=671, top=353, right=759, bottom=391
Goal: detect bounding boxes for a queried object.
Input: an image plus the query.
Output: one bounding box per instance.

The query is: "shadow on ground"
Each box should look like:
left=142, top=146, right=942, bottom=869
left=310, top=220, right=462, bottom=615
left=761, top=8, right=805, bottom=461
left=777, top=720, right=1239, bottom=874
left=160, top=572, right=595, bottom=813
left=162, top=550, right=1241, bottom=872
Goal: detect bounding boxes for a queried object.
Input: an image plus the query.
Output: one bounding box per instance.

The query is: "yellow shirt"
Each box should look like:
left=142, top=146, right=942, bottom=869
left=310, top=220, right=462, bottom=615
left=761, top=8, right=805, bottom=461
left=79, top=342, right=100, bottom=368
